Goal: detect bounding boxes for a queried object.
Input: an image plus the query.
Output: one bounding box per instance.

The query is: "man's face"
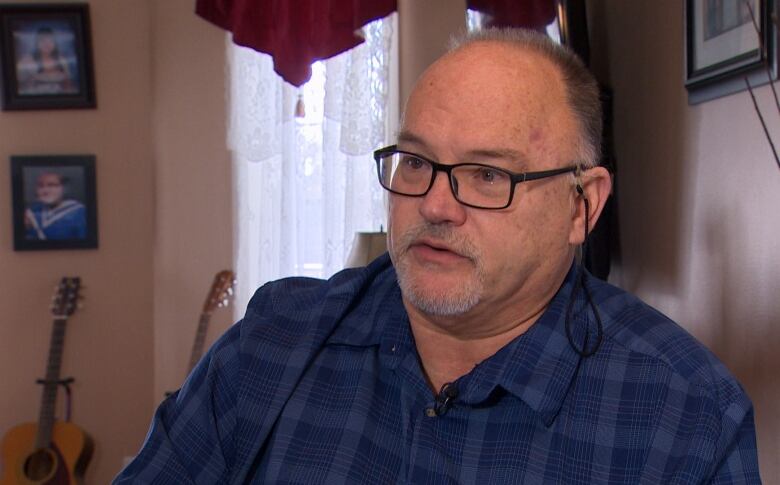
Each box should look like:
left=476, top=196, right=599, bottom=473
left=388, top=43, right=581, bottom=324
left=36, top=173, right=64, bottom=206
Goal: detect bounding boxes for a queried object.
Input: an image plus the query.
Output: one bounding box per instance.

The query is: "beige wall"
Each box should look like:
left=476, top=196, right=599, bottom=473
left=398, top=0, right=467, bottom=105
left=150, top=0, right=233, bottom=404
left=0, top=1, right=156, bottom=483
left=0, top=1, right=232, bottom=483
left=589, top=0, right=780, bottom=481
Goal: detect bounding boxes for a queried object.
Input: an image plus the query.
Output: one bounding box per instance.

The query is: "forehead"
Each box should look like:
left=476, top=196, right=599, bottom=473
left=37, top=173, right=62, bottom=184
left=401, top=42, right=578, bottom=166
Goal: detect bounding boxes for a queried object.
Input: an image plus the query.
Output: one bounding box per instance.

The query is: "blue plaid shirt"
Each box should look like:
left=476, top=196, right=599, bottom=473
left=115, top=254, right=760, bottom=484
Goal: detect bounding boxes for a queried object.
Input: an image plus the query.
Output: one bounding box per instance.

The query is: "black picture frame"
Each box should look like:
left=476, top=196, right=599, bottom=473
left=10, top=155, right=98, bottom=251
left=0, top=3, right=96, bottom=110
left=685, top=0, right=777, bottom=104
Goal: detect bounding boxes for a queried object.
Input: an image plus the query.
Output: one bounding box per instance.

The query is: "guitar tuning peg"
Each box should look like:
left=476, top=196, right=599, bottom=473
left=226, top=288, right=234, bottom=295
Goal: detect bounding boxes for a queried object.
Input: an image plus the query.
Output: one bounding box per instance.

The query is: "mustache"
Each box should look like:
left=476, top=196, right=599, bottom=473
left=393, top=223, right=480, bottom=260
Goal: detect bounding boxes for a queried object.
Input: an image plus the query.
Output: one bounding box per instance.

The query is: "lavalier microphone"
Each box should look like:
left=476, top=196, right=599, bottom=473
left=432, top=382, right=458, bottom=417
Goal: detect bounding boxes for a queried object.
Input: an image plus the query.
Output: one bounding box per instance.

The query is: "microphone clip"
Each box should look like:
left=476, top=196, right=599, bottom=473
left=433, top=382, right=459, bottom=417
left=575, top=164, right=585, bottom=196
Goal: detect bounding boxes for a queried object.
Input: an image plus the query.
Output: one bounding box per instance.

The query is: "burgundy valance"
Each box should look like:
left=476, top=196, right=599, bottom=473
left=467, top=0, right=556, bottom=30
left=196, top=0, right=396, bottom=87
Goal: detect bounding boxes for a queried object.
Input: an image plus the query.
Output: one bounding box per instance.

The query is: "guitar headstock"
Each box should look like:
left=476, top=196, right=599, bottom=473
left=202, top=270, right=236, bottom=315
left=51, top=277, right=82, bottom=318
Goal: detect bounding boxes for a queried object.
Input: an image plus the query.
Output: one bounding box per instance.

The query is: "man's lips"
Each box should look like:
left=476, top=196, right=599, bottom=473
left=408, top=239, right=469, bottom=263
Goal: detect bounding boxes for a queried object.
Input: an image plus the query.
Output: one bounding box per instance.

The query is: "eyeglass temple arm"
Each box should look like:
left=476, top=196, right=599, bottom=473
left=521, top=165, right=579, bottom=182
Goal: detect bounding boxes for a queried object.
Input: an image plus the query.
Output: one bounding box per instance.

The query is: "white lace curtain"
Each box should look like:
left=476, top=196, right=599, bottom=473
left=230, top=16, right=396, bottom=315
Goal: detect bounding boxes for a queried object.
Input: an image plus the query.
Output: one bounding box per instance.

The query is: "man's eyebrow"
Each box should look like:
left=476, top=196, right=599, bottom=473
left=466, top=148, right=526, bottom=163
left=397, top=131, right=426, bottom=147
left=396, top=131, right=528, bottom=168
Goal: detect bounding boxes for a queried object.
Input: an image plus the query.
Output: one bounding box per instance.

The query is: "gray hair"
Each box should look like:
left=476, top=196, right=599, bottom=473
left=449, top=28, right=602, bottom=167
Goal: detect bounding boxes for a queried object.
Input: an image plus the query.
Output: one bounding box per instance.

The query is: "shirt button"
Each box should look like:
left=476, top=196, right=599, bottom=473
left=390, top=344, right=396, bottom=352
left=425, top=407, right=436, bottom=417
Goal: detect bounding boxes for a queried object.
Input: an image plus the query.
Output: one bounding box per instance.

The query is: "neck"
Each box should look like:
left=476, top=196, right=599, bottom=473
left=408, top=307, right=545, bottom=391
left=44, top=200, right=63, bottom=209
left=405, top=261, right=572, bottom=392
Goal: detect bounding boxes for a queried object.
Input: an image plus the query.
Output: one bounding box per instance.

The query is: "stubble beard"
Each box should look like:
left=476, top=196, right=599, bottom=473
left=390, top=223, right=485, bottom=316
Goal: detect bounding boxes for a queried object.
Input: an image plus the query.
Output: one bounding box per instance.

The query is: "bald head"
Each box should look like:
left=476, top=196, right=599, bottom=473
left=404, top=28, right=602, bottom=167
left=402, top=44, right=581, bottom=178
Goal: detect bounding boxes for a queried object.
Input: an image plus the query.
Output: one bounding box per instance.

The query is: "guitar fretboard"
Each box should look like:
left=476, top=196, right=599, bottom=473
left=35, top=317, right=67, bottom=449
left=188, top=313, right=212, bottom=373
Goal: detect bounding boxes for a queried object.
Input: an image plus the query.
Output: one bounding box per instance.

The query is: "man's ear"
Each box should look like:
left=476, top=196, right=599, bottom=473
left=568, top=166, right=612, bottom=245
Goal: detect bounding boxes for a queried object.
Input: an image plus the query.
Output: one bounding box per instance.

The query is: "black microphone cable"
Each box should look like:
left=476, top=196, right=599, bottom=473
left=544, top=186, right=607, bottom=426
left=564, top=186, right=604, bottom=358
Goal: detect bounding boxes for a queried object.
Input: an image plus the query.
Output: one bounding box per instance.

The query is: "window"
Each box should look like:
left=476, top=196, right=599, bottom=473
left=229, top=15, right=398, bottom=314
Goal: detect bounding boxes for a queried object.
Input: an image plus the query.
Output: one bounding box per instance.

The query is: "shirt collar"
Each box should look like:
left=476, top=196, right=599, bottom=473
left=462, top=262, right=591, bottom=426
left=326, top=253, right=403, bottom=348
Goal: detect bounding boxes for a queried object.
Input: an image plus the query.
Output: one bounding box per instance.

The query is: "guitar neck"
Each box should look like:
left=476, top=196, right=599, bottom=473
left=186, top=270, right=235, bottom=376
left=187, top=312, right=211, bottom=373
left=35, top=316, right=68, bottom=449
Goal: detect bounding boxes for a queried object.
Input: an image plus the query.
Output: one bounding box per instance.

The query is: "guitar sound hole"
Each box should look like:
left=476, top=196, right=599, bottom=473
left=24, top=448, right=55, bottom=481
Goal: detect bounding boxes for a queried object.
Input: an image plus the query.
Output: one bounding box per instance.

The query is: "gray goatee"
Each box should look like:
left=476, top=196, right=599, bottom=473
left=390, top=223, right=485, bottom=316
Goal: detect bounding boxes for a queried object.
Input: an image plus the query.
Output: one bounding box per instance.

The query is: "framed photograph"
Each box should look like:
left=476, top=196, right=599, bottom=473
left=0, top=3, right=96, bottom=110
left=685, top=0, right=778, bottom=104
left=10, top=155, right=98, bottom=251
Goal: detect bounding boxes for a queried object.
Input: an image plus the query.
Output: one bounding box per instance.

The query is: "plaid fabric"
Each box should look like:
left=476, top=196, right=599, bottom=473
left=115, top=254, right=760, bottom=484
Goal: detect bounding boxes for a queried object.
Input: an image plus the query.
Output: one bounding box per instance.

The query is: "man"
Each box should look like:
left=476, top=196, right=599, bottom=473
left=116, top=28, right=760, bottom=483
left=25, top=171, right=87, bottom=240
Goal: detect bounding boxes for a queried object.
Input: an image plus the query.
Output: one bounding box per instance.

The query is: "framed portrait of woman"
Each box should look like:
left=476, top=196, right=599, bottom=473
left=0, top=3, right=96, bottom=110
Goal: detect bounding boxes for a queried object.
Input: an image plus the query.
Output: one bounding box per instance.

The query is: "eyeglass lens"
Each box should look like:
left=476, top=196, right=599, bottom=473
left=378, top=152, right=512, bottom=208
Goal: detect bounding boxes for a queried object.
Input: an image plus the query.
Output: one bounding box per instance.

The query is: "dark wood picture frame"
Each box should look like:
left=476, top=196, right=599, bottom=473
left=685, top=0, right=777, bottom=104
left=0, top=3, right=96, bottom=110
left=11, top=155, right=98, bottom=251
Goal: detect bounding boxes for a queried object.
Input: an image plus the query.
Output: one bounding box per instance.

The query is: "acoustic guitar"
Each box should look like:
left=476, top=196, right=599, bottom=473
left=1, top=277, right=93, bottom=485
left=187, top=270, right=235, bottom=374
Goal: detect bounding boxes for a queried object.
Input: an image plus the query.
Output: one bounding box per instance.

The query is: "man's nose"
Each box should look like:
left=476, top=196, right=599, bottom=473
left=418, top=171, right=467, bottom=225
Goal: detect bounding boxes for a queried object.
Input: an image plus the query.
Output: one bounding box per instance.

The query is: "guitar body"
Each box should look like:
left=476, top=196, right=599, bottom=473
left=1, top=278, right=92, bottom=485
left=0, top=421, right=93, bottom=485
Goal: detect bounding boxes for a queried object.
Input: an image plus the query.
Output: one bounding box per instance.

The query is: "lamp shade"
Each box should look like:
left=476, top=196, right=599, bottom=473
left=344, top=231, right=387, bottom=268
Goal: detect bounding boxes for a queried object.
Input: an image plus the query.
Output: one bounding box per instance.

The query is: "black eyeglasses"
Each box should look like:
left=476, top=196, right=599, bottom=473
left=373, top=145, right=580, bottom=210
